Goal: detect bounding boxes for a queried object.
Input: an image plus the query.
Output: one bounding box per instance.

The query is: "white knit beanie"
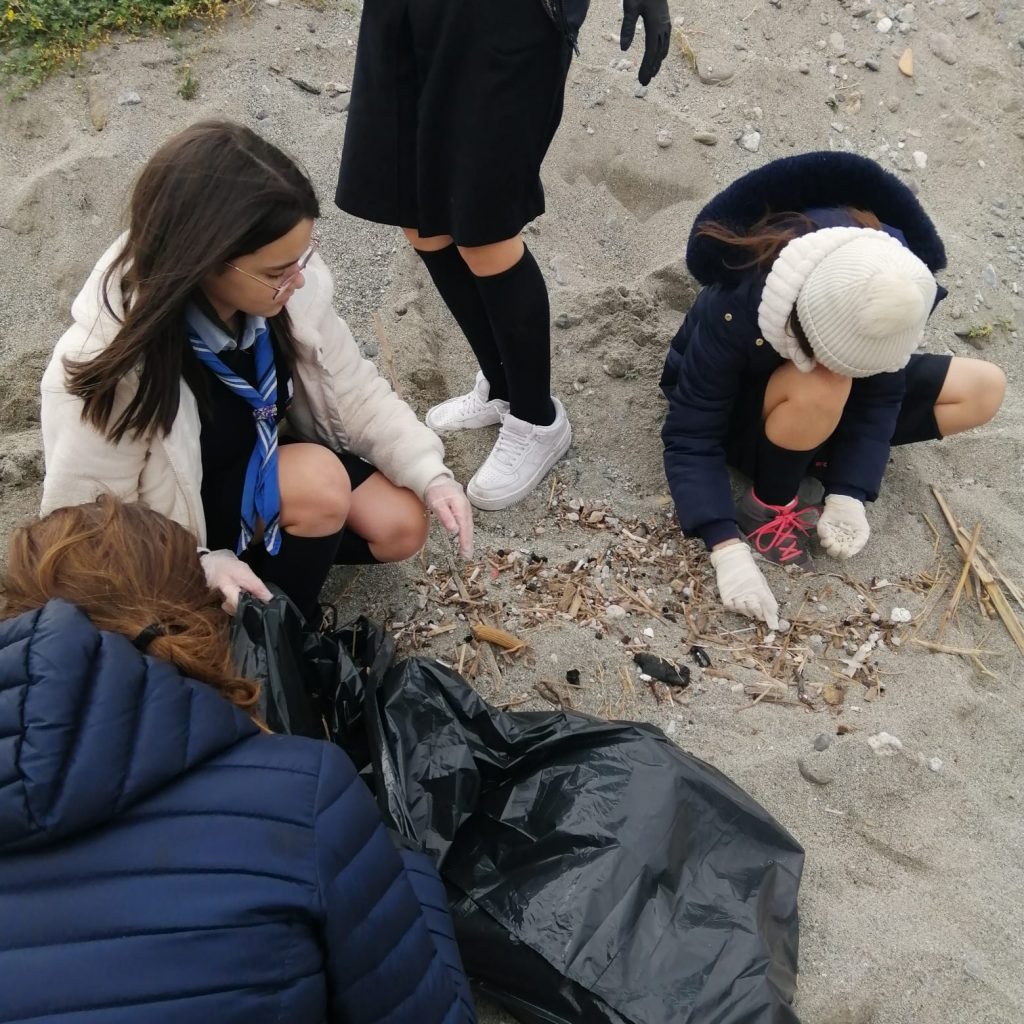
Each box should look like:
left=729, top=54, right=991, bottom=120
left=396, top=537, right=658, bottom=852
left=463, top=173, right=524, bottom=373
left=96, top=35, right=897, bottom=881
left=758, top=227, right=938, bottom=378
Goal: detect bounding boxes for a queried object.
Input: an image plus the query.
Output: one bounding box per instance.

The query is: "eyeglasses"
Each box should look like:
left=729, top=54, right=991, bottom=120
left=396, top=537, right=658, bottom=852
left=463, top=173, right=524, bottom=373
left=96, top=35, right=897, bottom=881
left=225, top=237, right=319, bottom=301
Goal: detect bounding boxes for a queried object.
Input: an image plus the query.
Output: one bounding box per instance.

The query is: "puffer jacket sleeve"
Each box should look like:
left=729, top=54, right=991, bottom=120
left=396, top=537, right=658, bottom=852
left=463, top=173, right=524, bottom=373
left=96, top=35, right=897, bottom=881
left=313, top=742, right=476, bottom=1024
left=823, top=368, right=907, bottom=502
left=295, top=257, right=454, bottom=500
left=661, top=286, right=752, bottom=547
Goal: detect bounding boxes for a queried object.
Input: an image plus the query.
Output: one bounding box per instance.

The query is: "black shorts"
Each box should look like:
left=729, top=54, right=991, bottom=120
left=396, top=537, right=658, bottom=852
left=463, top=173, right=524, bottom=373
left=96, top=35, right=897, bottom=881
left=202, top=441, right=377, bottom=554
left=336, top=0, right=573, bottom=246
left=725, top=352, right=953, bottom=480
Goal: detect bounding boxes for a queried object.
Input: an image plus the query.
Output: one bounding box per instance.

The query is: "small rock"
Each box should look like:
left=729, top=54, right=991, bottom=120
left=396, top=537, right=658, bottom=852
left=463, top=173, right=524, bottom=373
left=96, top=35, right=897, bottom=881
left=828, top=32, right=847, bottom=56
left=929, top=32, right=958, bottom=65
left=697, top=57, right=736, bottom=85
left=642, top=627, right=655, bottom=639
left=605, top=604, right=627, bottom=620
left=928, top=756, right=944, bottom=772
left=554, top=311, right=582, bottom=329
left=330, top=95, right=351, bottom=113
left=264, top=0, right=280, bottom=6
left=693, top=130, right=719, bottom=146
left=587, top=509, right=605, bottom=524
left=324, top=81, right=349, bottom=96
left=865, top=58, right=881, bottom=71
left=798, top=755, right=835, bottom=786
left=885, top=94, right=901, bottom=113
left=889, top=607, right=912, bottom=623
left=254, top=108, right=269, bottom=120
left=867, top=731, right=904, bottom=756
left=798, top=62, right=811, bottom=74
left=634, top=83, right=648, bottom=98
left=288, top=76, right=322, bottom=94
left=896, top=4, right=915, bottom=24
left=807, top=634, right=826, bottom=656
left=740, top=130, right=761, bottom=153
left=813, top=732, right=833, bottom=752
left=656, top=128, right=674, bottom=148
left=982, top=264, right=997, bottom=289
left=87, top=76, right=109, bottom=132
left=912, top=150, right=928, bottom=169
left=877, top=16, right=893, bottom=32
left=117, top=90, right=142, bottom=106
left=361, top=339, right=379, bottom=358
left=963, top=5, right=979, bottom=18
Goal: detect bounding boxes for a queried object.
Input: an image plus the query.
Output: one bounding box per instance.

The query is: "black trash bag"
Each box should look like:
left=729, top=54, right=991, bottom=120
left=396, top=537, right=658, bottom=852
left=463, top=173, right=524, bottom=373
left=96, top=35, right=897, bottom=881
left=233, top=599, right=805, bottom=1024
left=230, top=592, right=391, bottom=767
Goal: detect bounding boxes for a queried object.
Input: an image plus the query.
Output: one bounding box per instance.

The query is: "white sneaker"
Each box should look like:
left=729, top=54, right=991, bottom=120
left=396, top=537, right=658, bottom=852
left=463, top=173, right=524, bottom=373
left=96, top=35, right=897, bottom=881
left=467, top=399, right=572, bottom=511
left=425, top=372, right=510, bottom=432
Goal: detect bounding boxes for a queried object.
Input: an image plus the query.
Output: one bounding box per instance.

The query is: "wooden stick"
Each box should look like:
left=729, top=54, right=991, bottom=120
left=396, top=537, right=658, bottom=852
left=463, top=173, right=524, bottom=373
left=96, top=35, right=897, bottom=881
left=939, top=522, right=981, bottom=637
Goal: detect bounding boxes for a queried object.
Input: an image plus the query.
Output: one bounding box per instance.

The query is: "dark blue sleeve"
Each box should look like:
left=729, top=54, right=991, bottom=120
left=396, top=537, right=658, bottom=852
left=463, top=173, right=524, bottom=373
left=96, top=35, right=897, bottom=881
left=313, top=744, right=476, bottom=1024
left=824, top=369, right=906, bottom=503
left=661, top=297, right=749, bottom=548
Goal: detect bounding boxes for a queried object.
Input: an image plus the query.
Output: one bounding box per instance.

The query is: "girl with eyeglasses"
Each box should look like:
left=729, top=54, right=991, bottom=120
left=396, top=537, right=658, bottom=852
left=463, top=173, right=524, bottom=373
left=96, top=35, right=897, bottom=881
left=39, top=120, right=474, bottom=621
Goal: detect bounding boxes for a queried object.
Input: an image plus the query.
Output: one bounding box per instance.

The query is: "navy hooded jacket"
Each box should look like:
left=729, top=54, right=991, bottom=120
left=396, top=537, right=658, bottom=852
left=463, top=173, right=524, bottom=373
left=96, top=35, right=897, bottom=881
left=0, top=600, right=476, bottom=1024
left=660, top=152, right=947, bottom=547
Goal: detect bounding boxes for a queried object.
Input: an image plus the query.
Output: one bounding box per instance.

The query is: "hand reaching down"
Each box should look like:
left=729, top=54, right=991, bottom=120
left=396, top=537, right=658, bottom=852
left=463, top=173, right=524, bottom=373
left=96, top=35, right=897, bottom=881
left=621, top=0, right=672, bottom=86
left=424, top=477, right=475, bottom=559
left=710, top=541, right=780, bottom=630
left=200, top=549, right=272, bottom=614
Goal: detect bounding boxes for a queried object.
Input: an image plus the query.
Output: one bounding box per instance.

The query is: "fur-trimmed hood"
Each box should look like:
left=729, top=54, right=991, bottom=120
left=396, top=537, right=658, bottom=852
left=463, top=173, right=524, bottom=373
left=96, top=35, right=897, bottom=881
left=686, top=152, right=947, bottom=287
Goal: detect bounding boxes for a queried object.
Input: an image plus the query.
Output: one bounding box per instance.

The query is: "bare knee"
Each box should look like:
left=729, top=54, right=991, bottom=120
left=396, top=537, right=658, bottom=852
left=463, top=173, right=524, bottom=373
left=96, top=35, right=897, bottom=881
left=767, top=363, right=852, bottom=415
left=970, top=362, right=1006, bottom=426
left=376, top=500, right=429, bottom=563
left=278, top=445, right=351, bottom=536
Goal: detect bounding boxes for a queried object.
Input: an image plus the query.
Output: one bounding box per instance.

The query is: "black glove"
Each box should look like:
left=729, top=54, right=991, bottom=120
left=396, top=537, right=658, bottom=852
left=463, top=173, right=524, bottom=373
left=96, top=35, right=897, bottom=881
left=620, top=0, right=672, bottom=86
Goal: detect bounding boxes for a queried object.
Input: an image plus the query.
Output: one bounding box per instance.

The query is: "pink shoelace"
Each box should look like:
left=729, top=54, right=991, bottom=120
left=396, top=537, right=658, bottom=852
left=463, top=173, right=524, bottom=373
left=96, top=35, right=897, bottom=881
left=747, top=504, right=819, bottom=564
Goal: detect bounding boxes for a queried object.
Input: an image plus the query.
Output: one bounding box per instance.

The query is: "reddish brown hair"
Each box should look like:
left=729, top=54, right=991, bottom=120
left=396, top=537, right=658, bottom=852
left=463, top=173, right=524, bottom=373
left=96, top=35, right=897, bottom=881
left=695, top=206, right=884, bottom=358
left=1, top=497, right=260, bottom=714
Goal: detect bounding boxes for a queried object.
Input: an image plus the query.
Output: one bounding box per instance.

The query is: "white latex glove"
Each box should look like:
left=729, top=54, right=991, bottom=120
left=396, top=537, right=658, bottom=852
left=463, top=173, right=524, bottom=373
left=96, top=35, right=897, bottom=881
left=200, top=549, right=272, bottom=614
left=817, top=494, right=870, bottom=560
left=424, top=476, right=475, bottom=559
left=710, top=542, right=780, bottom=630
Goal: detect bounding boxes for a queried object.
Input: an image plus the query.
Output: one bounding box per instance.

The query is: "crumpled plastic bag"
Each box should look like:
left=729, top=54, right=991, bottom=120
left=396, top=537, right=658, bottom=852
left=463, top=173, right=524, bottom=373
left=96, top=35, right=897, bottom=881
left=233, top=594, right=805, bottom=1024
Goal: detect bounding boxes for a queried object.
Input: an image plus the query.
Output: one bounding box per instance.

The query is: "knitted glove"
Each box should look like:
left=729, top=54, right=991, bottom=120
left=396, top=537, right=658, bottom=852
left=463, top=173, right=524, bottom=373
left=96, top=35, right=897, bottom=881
left=710, top=542, right=780, bottom=630
left=817, top=494, right=870, bottom=560
left=200, top=549, right=272, bottom=614
left=424, top=476, right=475, bottom=559
left=621, top=0, right=672, bottom=85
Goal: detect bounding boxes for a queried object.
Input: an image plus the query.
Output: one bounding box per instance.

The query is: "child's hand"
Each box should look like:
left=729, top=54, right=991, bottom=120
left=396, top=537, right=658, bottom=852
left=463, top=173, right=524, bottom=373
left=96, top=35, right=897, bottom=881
left=424, top=476, right=475, bottom=559
left=817, top=494, right=870, bottom=559
left=200, top=549, right=272, bottom=614
left=710, top=541, right=780, bottom=630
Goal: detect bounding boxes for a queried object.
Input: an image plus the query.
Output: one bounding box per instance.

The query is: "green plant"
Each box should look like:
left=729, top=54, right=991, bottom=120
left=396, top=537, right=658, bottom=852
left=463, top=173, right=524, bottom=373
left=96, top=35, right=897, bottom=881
left=176, top=61, right=197, bottom=99
left=1, top=0, right=225, bottom=84
left=962, top=317, right=1013, bottom=342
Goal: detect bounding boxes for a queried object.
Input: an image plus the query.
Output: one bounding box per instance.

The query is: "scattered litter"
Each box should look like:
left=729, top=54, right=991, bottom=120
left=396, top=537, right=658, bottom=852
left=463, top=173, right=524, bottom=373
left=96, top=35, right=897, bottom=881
left=839, top=631, right=881, bottom=677
left=689, top=645, right=712, bottom=668
left=867, top=731, right=903, bottom=756
left=565, top=669, right=581, bottom=687
left=634, top=653, right=690, bottom=689
left=471, top=622, right=526, bottom=654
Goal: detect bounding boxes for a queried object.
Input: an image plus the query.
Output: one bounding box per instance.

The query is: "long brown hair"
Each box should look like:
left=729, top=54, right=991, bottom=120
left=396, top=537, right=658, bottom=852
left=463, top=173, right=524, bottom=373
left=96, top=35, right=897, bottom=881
left=65, top=120, right=320, bottom=443
left=1, top=497, right=260, bottom=713
left=695, top=206, right=884, bottom=357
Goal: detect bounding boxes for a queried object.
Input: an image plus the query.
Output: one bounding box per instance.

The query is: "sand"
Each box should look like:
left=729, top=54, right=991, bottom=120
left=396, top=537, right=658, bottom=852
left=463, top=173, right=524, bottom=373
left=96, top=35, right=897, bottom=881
left=1, top=1, right=1023, bottom=1021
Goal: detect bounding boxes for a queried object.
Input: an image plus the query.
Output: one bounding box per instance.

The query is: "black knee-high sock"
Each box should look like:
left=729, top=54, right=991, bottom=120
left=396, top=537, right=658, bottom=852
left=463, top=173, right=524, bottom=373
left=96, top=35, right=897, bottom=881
left=473, top=245, right=555, bottom=427
left=333, top=528, right=381, bottom=566
left=754, top=431, right=818, bottom=507
left=248, top=529, right=344, bottom=622
left=416, top=245, right=509, bottom=401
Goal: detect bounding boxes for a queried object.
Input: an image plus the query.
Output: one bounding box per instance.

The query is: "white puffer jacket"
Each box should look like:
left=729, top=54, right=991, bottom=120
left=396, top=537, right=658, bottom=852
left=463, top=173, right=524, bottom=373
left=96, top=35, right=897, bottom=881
left=40, top=238, right=452, bottom=544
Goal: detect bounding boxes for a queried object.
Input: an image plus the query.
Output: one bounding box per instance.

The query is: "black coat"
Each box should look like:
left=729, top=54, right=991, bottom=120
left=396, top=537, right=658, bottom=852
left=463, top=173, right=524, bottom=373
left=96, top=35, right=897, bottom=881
left=661, top=152, right=947, bottom=547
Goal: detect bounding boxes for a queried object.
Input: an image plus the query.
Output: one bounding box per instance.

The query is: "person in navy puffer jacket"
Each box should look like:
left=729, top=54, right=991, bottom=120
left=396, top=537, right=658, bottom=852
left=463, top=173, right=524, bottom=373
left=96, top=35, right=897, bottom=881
left=0, top=497, right=476, bottom=1024
left=661, top=152, right=1005, bottom=629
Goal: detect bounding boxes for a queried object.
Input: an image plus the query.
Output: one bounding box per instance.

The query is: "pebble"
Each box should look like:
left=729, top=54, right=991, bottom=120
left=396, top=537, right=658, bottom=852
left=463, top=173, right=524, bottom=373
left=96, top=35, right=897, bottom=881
left=807, top=634, right=826, bottom=656
left=656, top=128, right=674, bottom=149
left=867, top=731, right=904, bottom=756
left=605, top=604, right=627, bottom=620
left=697, top=58, right=736, bottom=85
left=829, top=32, right=846, bottom=55
left=865, top=58, right=880, bottom=71
left=798, top=63, right=810, bottom=74
left=693, top=130, right=719, bottom=146
left=634, top=84, right=648, bottom=99
left=982, top=264, right=997, bottom=289
left=912, top=150, right=928, bottom=169
left=264, top=0, right=280, bottom=6
left=877, top=16, right=893, bottom=32
left=117, top=90, right=142, bottom=106
left=813, top=732, right=833, bottom=752
left=642, top=627, right=655, bottom=638
left=797, top=755, right=835, bottom=786
left=254, top=108, right=269, bottom=120
left=963, top=5, right=979, bottom=18
left=889, top=607, right=912, bottom=623
left=361, top=339, right=379, bottom=358
left=886, top=94, right=901, bottom=113
left=740, top=130, right=761, bottom=153
left=929, top=32, right=958, bottom=65
left=928, top=757, right=944, bottom=772
left=324, top=81, right=349, bottom=96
